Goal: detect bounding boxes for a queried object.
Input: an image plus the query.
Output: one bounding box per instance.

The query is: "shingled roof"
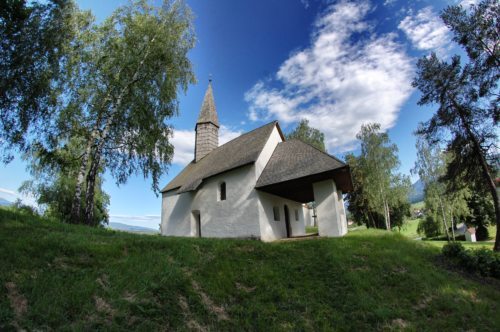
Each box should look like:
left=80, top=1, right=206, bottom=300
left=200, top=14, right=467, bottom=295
left=161, top=121, right=279, bottom=193
left=256, top=140, right=346, bottom=187
left=196, top=81, right=219, bottom=127
left=255, top=139, right=352, bottom=202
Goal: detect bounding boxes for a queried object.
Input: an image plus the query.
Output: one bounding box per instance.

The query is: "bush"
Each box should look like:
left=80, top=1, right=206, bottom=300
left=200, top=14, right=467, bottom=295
left=417, top=215, right=440, bottom=238
left=442, top=243, right=500, bottom=279
left=475, top=225, right=489, bottom=241
left=442, top=242, right=464, bottom=257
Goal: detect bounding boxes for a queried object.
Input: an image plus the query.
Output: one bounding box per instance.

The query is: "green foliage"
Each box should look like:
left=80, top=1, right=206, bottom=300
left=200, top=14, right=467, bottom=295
left=418, top=215, right=441, bottom=238
left=345, top=124, right=411, bottom=230
left=20, top=138, right=109, bottom=226
left=11, top=199, right=38, bottom=217
left=66, top=0, right=196, bottom=192
left=413, top=0, right=499, bottom=250
left=442, top=242, right=500, bottom=279
left=466, top=192, right=494, bottom=228
left=442, top=242, right=465, bottom=257
left=0, top=0, right=76, bottom=161
left=1, top=208, right=499, bottom=330
left=286, top=119, right=326, bottom=152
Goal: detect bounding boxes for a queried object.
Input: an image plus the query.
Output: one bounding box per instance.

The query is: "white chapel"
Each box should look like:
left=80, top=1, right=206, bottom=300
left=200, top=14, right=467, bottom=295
left=160, top=81, right=352, bottom=241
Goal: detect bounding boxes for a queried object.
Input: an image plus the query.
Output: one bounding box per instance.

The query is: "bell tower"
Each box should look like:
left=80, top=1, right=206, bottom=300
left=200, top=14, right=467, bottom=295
left=195, top=80, right=219, bottom=162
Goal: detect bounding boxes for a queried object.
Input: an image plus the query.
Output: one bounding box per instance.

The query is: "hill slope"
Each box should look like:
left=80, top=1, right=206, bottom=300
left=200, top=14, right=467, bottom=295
left=1, top=208, right=499, bottom=331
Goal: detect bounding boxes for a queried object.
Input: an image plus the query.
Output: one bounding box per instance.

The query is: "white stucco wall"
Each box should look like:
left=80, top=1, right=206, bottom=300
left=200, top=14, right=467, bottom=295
left=161, top=124, right=311, bottom=241
left=253, top=125, right=306, bottom=242
left=161, top=164, right=261, bottom=239
left=257, top=191, right=306, bottom=241
left=312, top=179, right=347, bottom=237
left=254, top=125, right=283, bottom=177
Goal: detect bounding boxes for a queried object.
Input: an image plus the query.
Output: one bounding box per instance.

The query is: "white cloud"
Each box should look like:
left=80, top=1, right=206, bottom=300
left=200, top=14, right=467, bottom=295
left=458, top=0, right=479, bottom=8
left=0, top=187, right=37, bottom=206
left=398, top=6, right=451, bottom=56
left=245, top=0, right=414, bottom=152
left=170, top=125, right=242, bottom=166
left=0, top=187, right=17, bottom=197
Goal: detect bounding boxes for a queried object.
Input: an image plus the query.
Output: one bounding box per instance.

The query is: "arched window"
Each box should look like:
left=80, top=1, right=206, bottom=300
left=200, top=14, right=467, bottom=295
left=220, top=182, right=226, bottom=201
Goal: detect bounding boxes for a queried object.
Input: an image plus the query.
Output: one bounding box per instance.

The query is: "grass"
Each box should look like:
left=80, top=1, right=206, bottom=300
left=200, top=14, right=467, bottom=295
left=398, top=218, right=421, bottom=239
left=1, top=208, right=499, bottom=331
left=305, top=226, right=318, bottom=233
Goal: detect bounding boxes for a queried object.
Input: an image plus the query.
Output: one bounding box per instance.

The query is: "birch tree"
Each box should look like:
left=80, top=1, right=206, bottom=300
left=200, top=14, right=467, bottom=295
left=346, top=124, right=411, bottom=230
left=0, top=0, right=76, bottom=162
left=61, top=0, right=195, bottom=224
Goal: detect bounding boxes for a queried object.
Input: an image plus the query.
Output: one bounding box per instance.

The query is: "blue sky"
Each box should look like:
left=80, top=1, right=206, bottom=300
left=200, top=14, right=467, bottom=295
left=0, top=0, right=477, bottom=229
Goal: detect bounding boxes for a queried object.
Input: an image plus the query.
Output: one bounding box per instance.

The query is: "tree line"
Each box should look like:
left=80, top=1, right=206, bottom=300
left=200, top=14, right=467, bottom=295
left=345, top=0, right=499, bottom=251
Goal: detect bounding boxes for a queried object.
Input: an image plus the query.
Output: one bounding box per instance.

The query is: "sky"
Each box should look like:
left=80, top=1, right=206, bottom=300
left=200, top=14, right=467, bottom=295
left=0, top=0, right=478, bottom=229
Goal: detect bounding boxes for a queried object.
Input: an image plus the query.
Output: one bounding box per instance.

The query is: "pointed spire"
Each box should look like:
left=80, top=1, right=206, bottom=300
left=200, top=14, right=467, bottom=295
left=197, top=80, right=219, bottom=128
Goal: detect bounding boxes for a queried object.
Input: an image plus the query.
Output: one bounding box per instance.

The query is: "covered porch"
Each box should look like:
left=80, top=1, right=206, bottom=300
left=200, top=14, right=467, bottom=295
left=255, top=139, right=353, bottom=238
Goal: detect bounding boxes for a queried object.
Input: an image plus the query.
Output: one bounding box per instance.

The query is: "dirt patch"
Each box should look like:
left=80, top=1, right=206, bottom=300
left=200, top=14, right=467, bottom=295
left=178, top=295, right=207, bottom=332
left=235, top=282, right=256, bottom=293
left=389, top=318, right=409, bottom=329
left=94, top=295, right=115, bottom=318
left=191, top=280, right=229, bottom=321
left=392, top=266, right=408, bottom=275
left=96, top=274, right=110, bottom=290
left=235, top=245, right=255, bottom=252
left=350, top=266, right=370, bottom=272
left=122, top=291, right=137, bottom=303
left=413, top=295, right=435, bottom=310
left=53, top=257, right=70, bottom=270
left=5, top=282, right=28, bottom=319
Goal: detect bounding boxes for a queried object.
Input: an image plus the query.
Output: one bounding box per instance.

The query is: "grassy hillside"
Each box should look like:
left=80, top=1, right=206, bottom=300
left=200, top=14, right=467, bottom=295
left=1, top=208, right=499, bottom=331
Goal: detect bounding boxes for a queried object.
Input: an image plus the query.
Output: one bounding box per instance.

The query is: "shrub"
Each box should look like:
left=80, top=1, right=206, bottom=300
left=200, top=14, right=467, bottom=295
left=417, top=216, right=440, bottom=238
left=442, top=242, right=464, bottom=257
left=442, top=243, right=500, bottom=279
left=475, top=225, right=489, bottom=241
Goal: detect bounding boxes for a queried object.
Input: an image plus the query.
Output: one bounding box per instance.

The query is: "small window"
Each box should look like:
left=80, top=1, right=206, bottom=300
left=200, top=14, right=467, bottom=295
left=295, top=209, right=299, bottom=221
left=273, top=206, right=280, bottom=221
left=220, top=182, right=226, bottom=201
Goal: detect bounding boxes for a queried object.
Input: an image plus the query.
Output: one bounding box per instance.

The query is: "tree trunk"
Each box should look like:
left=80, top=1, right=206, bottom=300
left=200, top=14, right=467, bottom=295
left=452, top=98, right=500, bottom=251
left=70, top=139, right=92, bottom=224
left=450, top=212, right=456, bottom=241
left=385, top=199, right=391, bottom=230
left=438, top=196, right=451, bottom=241
left=82, top=33, right=162, bottom=226
left=84, top=146, right=102, bottom=226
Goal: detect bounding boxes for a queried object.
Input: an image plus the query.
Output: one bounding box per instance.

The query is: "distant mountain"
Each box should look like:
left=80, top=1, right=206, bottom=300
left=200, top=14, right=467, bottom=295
left=107, top=222, right=158, bottom=234
left=409, top=179, right=424, bottom=204
left=0, top=198, right=13, bottom=207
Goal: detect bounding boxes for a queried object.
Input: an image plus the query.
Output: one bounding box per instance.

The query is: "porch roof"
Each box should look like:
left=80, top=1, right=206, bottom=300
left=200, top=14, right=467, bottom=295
left=255, top=140, right=353, bottom=203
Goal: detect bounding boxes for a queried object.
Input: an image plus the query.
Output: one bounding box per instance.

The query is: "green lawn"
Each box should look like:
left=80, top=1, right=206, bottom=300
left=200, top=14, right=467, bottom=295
left=1, top=208, right=499, bottom=331
left=398, top=218, right=421, bottom=239
left=305, top=225, right=318, bottom=234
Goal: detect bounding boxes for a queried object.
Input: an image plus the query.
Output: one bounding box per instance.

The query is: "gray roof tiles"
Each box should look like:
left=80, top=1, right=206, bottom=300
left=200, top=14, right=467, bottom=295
left=197, top=82, right=219, bottom=127
left=161, top=121, right=278, bottom=193
left=255, top=139, right=346, bottom=188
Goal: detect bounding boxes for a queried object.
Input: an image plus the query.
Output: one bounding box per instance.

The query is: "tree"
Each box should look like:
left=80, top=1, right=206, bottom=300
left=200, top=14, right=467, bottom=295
left=0, top=0, right=76, bottom=162
left=345, top=123, right=411, bottom=230
left=412, top=0, right=499, bottom=250
left=286, top=119, right=326, bottom=152
left=465, top=192, right=494, bottom=241
left=73, top=0, right=195, bottom=225
left=412, top=138, right=453, bottom=240
left=20, top=138, right=109, bottom=226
